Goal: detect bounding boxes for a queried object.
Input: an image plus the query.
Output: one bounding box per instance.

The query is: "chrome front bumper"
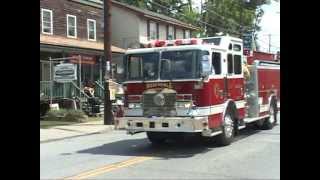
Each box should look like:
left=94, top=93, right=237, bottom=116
left=119, top=116, right=211, bottom=135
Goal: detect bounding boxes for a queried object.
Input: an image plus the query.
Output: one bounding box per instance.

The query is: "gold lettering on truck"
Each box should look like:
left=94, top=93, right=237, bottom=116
left=146, top=82, right=173, bottom=89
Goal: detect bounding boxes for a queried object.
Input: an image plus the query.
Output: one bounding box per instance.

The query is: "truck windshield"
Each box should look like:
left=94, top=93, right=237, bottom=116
left=126, top=53, right=159, bottom=81
left=160, top=50, right=200, bottom=80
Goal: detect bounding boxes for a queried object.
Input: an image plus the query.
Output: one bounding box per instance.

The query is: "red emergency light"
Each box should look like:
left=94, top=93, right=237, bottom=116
left=175, top=39, right=183, bottom=46
left=190, top=39, right=198, bottom=45
left=154, top=40, right=166, bottom=47
left=175, top=39, right=199, bottom=46
left=146, top=38, right=201, bottom=48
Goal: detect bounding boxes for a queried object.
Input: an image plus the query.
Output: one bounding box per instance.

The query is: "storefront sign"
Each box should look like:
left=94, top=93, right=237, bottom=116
left=69, top=54, right=96, bottom=65
left=54, top=63, right=77, bottom=83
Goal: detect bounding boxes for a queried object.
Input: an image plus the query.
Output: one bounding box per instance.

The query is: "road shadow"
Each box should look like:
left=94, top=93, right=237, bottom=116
left=76, top=125, right=266, bottom=159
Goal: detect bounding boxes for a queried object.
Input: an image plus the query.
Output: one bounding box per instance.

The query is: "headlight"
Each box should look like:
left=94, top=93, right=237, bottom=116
left=176, top=101, right=192, bottom=108
left=128, top=103, right=141, bottom=109
left=128, top=103, right=134, bottom=109
left=184, top=102, right=192, bottom=108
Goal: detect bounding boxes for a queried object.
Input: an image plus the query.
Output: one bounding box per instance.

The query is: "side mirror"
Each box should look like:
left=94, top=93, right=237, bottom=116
left=200, top=60, right=211, bottom=78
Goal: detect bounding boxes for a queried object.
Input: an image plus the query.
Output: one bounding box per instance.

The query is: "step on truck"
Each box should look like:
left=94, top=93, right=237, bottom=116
left=118, top=36, right=280, bottom=146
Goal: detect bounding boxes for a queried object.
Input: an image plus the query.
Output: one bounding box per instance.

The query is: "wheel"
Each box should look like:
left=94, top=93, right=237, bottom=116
left=216, top=111, right=235, bottom=146
left=254, top=119, right=264, bottom=129
left=262, top=102, right=278, bottom=130
left=146, top=132, right=167, bottom=144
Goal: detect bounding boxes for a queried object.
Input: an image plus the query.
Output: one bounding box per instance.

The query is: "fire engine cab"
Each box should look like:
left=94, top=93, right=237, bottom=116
left=120, top=36, right=280, bottom=146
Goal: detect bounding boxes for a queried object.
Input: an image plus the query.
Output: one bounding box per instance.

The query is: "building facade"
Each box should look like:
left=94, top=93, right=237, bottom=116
left=40, top=0, right=125, bottom=99
left=110, top=0, right=199, bottom=49
left=40, top=0, right=199, bottom=100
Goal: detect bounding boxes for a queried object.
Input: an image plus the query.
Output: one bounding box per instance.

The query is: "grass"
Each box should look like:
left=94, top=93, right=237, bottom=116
left=40, top=121, right=77, bottom=129
left=40, top=116, right=103, bottom=129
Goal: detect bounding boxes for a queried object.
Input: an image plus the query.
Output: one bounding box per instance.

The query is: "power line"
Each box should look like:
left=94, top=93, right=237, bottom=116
left=256, top=39, right=280, bottom=48
left=147, top=0, right=242, bottom=35
left=257, top=39, right=279, bottom=48
left=156, top=0, right=253, bottom=31
left=205, top=8, right=254, bottom=31
left=204, top=5, right=241, bottom=27
left=260, top=34, right=280, bottom=36
left=257, top=37, right=280, bottom=47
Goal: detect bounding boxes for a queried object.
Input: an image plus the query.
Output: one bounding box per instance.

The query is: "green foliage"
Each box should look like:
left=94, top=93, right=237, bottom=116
left=44, top=109, right=88, bottom=122
left=64, top=110, right=88, bottom=122
left=45, top=109, right=68, bottom=121
left=202, top=0, right=268, bottom=37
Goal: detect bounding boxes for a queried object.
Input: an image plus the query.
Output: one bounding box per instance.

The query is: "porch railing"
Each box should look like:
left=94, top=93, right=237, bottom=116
left=40, top=81, right=104, bottom=100
left=95, top=80, right=105, bottom=99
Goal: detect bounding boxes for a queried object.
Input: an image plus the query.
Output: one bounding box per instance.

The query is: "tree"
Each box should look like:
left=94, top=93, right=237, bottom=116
left=148, top=0, right=189, bottom=17
left=200, top=0, right=269, bottom=38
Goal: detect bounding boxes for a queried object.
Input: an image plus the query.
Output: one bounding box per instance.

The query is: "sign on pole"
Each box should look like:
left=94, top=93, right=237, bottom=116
left=243, top=32, right=253, bottom=50
left=54, top=63, right=77, bottom=83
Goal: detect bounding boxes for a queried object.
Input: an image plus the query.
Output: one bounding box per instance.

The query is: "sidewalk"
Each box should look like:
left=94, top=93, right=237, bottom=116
left=40, top=120, right=121, bottom=143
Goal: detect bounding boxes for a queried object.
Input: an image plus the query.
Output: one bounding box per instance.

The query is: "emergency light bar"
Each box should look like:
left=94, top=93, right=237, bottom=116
left=147, top=38, right=202, bottom=48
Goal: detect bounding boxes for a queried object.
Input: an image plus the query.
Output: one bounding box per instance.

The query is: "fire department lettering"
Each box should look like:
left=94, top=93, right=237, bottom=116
left=146, top=82, right=173, bottom=89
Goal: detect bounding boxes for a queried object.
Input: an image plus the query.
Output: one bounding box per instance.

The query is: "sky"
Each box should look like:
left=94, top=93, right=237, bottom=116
left=257, top=0, right=280, bottom=53
left=191, top=0, right=280, bottom=53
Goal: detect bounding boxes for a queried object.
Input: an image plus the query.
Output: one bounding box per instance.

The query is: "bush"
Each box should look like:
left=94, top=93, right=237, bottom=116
left=64, top=110, right=88, bottom=122
left=44, top=109, right=88, bottom=122
left=44, top=109, right=68, bottom=121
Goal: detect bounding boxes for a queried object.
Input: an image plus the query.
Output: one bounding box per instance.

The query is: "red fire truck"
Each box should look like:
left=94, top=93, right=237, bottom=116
left=119, top=36, right=280, bottom=146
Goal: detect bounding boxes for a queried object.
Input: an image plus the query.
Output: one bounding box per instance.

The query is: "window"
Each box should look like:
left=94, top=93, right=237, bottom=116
left=160, top=50, right=199, bottom=79
left=87, top=19, right=96, bottom=41
left=41, top=9, right=53, bottom=35
left=202, top=38, right=221, bottom=45
left=212, top=52, right=221, bottom=74
left=128, top=56, right=142, bottom=80
left=234, top=55, right=242, bottom=74
left=185, top=30, right=191, bottom=39
left=200, top=51, right=211, bottom=75
left=233, top=44, right=242, bottom=51
left=167, top=25, right=174, bottom=40
left=228, top=43, right=233, bottom=50
left=127, top=53, right=159, bottom=80
left=149, top=21, right=157, bottom=40
left=227, top=54, right=242, bottom=75
left=227, top=54, right=233, bottom=74
left=67, top=15, right=77, bottom=38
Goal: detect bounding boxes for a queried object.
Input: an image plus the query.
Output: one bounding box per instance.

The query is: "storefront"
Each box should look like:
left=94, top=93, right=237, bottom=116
left=40, top=43, right=125, bottom=100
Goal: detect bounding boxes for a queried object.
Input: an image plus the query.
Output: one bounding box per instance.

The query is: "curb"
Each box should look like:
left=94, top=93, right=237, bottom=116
left=40, top=126, right=115, bottom=144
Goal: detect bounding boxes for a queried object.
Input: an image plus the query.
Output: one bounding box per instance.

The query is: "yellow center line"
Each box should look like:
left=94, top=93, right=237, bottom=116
left=63, top=156, right=153, bottom=180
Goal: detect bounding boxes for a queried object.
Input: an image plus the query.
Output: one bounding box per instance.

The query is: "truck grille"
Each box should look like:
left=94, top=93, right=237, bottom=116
left=142, top=91, right=176, bottom=117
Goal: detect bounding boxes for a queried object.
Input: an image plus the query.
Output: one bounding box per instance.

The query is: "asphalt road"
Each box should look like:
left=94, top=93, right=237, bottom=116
left=40, top=113, right=280, bottom=179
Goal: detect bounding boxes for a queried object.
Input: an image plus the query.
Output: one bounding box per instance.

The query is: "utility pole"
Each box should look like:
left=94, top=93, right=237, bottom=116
left=268, top=33, right=271, bottom=53
left=104, top=0, right=113, bottom=125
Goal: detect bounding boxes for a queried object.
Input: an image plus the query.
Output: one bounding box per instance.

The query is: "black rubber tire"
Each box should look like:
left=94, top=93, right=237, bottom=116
left=216, top=111, right=235, bottom=146
left=254, top=119, right=265, bottom=129
left=262, top=102, right=278, bottom=130
left=146, top=132, right=167, bottom=144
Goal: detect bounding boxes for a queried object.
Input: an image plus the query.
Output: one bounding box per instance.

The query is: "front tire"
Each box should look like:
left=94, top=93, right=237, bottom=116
left=146, top=132, right=167, bottom=144
left=216, top=112, right=235, bottom=146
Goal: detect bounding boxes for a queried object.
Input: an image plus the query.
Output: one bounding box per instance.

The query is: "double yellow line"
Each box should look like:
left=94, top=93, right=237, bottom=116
left=64, top=156, right=153, bottom=180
